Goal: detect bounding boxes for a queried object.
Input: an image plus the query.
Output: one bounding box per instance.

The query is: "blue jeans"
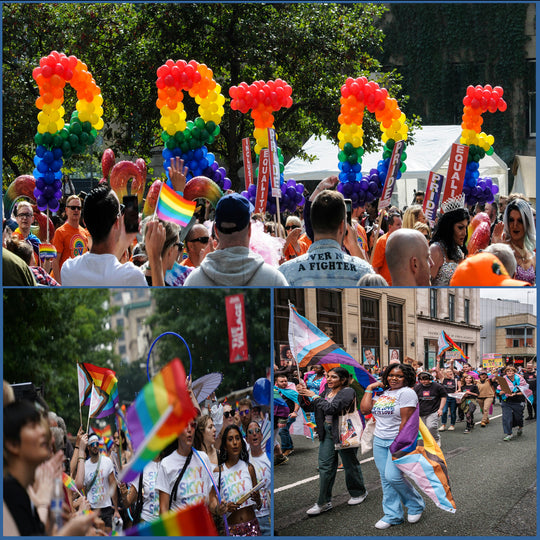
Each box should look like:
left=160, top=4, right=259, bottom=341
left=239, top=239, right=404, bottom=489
left=373, top=436, right=425, bottom=524
left=279, top=416, right=295, bottom=451
left=257, top=514, right=271, bottom=536
left=317, top=423, right=366, bottom=505
left=441, top=396, right=457, bottom=426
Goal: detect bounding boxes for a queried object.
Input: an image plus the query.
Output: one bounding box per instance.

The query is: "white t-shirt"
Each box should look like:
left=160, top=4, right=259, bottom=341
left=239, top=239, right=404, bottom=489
left=218, top=460, right=254, bottom=514
left=249, top=452, right=270, bottom=518
left=84, top=455, right=115, bottom=509
left=155, top=450, right=214, bottom=511
left=130, top=461, right=159, bottom=523
left=62, top=252, right=147, bottom=286
left=372, top=387, right=418, bottom=440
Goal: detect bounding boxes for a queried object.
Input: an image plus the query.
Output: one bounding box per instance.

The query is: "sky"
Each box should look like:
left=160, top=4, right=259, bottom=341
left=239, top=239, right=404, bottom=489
left=479, top=288, right=537, bottom=313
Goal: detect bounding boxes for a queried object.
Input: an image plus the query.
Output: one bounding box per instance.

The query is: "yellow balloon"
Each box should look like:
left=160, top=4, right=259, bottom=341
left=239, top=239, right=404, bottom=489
left=37, top=123, right=47, bottom=134
left=95, top=118, right=104, bottom=130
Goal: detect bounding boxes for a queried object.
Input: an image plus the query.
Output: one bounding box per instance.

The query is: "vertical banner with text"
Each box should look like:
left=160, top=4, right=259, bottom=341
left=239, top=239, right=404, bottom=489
left=267, top=128, right=281, bottom=197
left=378, top=140, right=405, bottom=209
left=423, top=172, right=445, bottom=226
left=440, top=143, right=469, bottom=206
left=254, top=148, right=270, bottom=214
left=242, top=138, right=254, bottom=192
left=225, top=294, right=249, bottom=363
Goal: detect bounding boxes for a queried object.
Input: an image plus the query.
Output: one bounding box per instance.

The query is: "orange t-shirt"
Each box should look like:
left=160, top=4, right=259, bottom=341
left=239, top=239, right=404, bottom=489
left=52, top=222, right=91, bottom=270
left=371, top=232, right=392, bottom=285
left=283, top=233, right=312, bottom=261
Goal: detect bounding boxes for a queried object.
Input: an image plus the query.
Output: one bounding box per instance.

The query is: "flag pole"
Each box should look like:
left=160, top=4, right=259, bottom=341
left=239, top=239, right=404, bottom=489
left=288, top=301, right=302, bottom=381
left=86, top=383, right=94, bottom=434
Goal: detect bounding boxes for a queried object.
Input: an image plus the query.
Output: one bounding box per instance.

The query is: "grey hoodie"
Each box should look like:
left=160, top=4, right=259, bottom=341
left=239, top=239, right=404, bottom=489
left=183, top=246, right=289, bottom=286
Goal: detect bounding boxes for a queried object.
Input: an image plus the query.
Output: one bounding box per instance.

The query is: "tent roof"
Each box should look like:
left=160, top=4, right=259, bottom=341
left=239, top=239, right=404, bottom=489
left=284, top=125, right=509, bottom=192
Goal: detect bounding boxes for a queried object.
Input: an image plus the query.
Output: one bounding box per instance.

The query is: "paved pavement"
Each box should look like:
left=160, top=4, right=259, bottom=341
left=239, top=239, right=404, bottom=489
left=274, top=404, right=537, bottom=536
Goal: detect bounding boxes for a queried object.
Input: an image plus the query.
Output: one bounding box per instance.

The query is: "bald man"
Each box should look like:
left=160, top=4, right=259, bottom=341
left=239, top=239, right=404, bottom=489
left=386, top=228, right=433, bottom=286
left=181, top=223, right=212, bottom=267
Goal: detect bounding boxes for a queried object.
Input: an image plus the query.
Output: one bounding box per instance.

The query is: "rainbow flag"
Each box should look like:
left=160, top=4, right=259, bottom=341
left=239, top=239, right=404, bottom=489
left=78, top=363, right=119, bottom=408
left=39, top=242, right=57, bottom=259
left=115, top=404, right=133, bottom=445
left=92, top=424, right=112, bottom=441
left=288, top=304, right=376, bottom=390
left=125, top=502, right=217, bottom=536
left=390, top=406, right=456, bottom=513
left=437, top=331, right=469, bottom=360
left=155, top=183, right=197, bottom=227
left=62, top=472, right=80, bottom=494
left=88, top=382, right=118, bottom=418
left=119, top=358, right=198, bottom=484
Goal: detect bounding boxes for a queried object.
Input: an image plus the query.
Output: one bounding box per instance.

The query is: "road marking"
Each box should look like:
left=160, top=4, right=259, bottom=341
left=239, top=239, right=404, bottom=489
left=275, top=457, right=375, bottom=493
left=275, top=414, right=503, bottom=494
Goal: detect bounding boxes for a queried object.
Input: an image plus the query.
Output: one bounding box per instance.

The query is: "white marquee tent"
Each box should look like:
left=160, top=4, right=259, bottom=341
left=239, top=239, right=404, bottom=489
left=284, top=125, right=510, bottom=208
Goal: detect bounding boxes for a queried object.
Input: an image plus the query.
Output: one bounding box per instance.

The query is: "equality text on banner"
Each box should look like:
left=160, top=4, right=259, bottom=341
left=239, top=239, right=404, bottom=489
left=440, top=143, right=469, bottom=205
left=254, top=149, right=270, bottom=214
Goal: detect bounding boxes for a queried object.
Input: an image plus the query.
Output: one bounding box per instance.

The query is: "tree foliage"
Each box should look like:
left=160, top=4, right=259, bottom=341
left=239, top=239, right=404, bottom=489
left=146, top=289, right=271, bottom=397
left=3, top=289, right=119, bottom=432
left=3, top=3, right=412, bottom=190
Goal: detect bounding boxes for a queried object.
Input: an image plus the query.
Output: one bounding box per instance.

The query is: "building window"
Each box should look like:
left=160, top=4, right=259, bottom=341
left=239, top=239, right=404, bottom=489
left=316, top=290, right=343, bottom=346
left=116, top=318, right=124, bottom=327
left=505, top=326, right=534, bottom=348
left=387, top=302, right=403, bottom=361
left=448, top=294, right=455, bottom=322
left=528, top=59, right=536, bottom=137
left=274, top=289, right=305, bottom=364
left=430, top=289, right=437, bottom=318
left=119, top=345, right=126, bottom=355
left=361, top=296, right=380, bottom=364
left=464, top=299, right=470, bottom=324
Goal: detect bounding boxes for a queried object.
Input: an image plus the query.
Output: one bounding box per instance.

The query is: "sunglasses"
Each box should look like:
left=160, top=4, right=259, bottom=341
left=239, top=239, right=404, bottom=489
left=247, top=428, right=261, bottom=435
left=239, top=409, right=250, bottom=417
left=285, top=225, right=299, bottom=231
left=89, top=443, right=99, bottom=448
left=224, top=410, right=236, bottom=418
left=66, top=205, right=81, bottom=211
left=189, top=237, right=210, bottom=244
left=17, top=213, right=33, bottom=219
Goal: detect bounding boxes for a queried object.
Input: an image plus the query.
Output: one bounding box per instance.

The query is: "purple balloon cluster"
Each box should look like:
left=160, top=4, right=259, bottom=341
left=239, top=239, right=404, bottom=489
left=33, top=146, right=63, bottom=212
left=337, top=168, right=383, bottom=208
left=242, top=179, right=305, bottom=215
left=200, top=160, right=232, bottom=191
left=463, top=176, right=499, bottom=206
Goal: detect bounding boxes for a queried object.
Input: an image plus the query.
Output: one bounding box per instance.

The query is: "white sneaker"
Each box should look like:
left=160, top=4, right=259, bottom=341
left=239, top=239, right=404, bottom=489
left=408, top=512, right=423, bottom=523
left=306, top=502, right=332, bottom=516
left=438, top=425, right=446, bottom=431
left=348, top=492, right=368, bottom=505
left=448, top=425, right=455, bottom=431
left=375, top=519, right=392, bottom=529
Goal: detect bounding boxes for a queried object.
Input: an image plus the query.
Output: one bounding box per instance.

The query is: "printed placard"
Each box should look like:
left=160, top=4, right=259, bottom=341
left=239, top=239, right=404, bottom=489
left=242, top=138, right=254, bottom=192
left=379, top=139, right=405, bottom=209
left=225, top=294, right=248, bottom=363
left=423, top=172, right=445, bottom=226
left=254, top=149, right=270, bottom=214
left=267, top=128, right=281, bottom=198
left=441, top=143, right=469, bottom=205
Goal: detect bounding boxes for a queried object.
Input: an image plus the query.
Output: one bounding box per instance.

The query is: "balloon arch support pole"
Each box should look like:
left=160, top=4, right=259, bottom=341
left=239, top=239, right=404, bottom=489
left=146, top=332, right=193, bottom=381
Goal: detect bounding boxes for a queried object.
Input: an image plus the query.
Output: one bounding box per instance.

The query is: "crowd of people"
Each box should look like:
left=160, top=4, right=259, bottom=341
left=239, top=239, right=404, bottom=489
left=3, top=169, right=535, bottom=287
left=274, top=357, right=536, bottom=528
left=3, top=379, right=271, bottom=536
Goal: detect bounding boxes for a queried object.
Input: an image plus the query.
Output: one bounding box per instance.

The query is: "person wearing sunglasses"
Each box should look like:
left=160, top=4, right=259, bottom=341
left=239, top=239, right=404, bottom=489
left=282, top=216, right=311, bottom=262
left=246, top=421, right=271, bottom=536
left=51, top=195, right=91, bottom=284
left=12, top=201, right=41, bottom=265
left=238, top=398, right=253, bottom=436
left=181, top=223, right=214, bottom=268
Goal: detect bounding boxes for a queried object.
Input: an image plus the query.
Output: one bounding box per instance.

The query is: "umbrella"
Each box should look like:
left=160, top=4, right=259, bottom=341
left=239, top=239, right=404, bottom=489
left=192, top=372, right=223, bottom=403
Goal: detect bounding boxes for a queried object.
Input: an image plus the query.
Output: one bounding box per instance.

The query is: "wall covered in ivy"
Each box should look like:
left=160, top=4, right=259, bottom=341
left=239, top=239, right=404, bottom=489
left=381, top=3, right=532, bottom=166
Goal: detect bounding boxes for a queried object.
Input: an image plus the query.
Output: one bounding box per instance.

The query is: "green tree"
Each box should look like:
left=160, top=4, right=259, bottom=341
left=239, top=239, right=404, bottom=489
left=146, top=289, right=270, bottom=397
left=3, top=288, right=119, bottom=432
left=3, top=3, right=412, bottom=191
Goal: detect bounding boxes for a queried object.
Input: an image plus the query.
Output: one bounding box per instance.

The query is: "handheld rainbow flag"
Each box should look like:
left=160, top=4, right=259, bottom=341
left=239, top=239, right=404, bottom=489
left=88, top=383, right=118, bottom=418
left=78, top=363, right=119, bottom=408
left=62, top=472, right=82, bottom=496
left=124, top=502, right=217, bottom=536
left=118, top=358, right=198, bottom=484
left=437, top=331, right=469, bottom=361
left=115, top=404, right=133, bottom=445
left=92, top=424, right=113, bottom=441
left=390, top=406, right=456, bottom=513
left=155, top=183, right=197, bottom=227
left=39, top=242, right=57, bottom=259
left=288, top=304, right=376, bottom=389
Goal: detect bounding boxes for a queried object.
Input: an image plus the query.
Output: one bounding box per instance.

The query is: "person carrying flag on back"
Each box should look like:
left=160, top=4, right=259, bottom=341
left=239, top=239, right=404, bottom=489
left=360, top=363, right=426, bottom=529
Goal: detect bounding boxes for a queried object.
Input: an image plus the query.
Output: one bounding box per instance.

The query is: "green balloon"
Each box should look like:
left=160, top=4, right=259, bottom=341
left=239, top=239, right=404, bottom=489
left=400, top=162, right=407, bottom=173
left=206, top=121, right=216, bottom=133
left=80, top=132, right=90, bottom=146
left=195, top=117, right=205, bottom=129
left=343, top=142, right=354, bottom=155
left=213, top=125, right=220, bottom=136
left=386, top=139, right=395, bottom=149
left=34, top=133, right=43, bottom=145
left=338, top=151, right=347, bottom=161
left=161, top=131, right=170, bottom=143
left=71, top=122, right=82, bottom=135
left=53, top=134, right=63, bottom=148
left=191, top=127, right=201, bottom=140
left=175, top=132, right=185, bottom=144
left=42, top=133, right=53, bottom=147
left=180, top=141, right=190, bottom=153
left=347, top=154, right=358, bottom=164
left=60, top=128, right=70, bottom=140
left=69, top=134, right=79, bottom=148
left=82, top=121, right=92, bottom=133
left=166, top=138, right=176, bottom=150
left=486, top=146, right=494, bottom=155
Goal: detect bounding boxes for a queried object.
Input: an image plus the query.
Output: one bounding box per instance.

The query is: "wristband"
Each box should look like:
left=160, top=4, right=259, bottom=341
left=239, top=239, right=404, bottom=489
left=365, top=390, right=373, bottom=393
left=74, top=446, right=79, bottom=450
left=78, top=457, right=85, bottom=461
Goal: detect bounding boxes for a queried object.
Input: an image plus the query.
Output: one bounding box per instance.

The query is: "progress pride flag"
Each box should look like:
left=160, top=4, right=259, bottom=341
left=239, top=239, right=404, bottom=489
left=225, top=294, right=248, bottom=363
